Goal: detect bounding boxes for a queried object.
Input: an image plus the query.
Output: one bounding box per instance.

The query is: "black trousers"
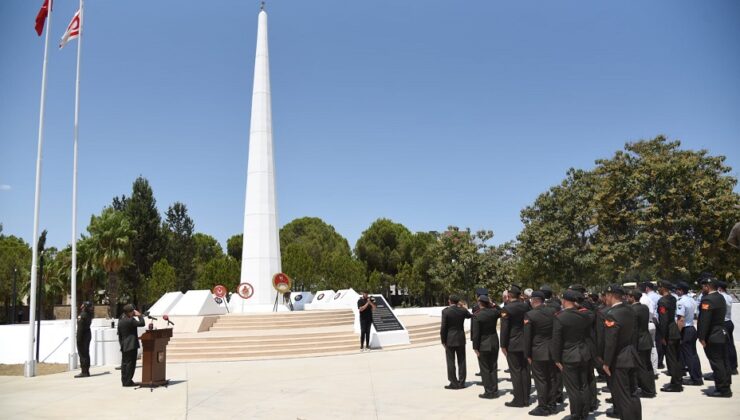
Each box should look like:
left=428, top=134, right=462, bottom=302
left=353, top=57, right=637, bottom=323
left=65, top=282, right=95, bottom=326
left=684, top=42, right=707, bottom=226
left=587, top=360, right=598, bottom=407
left=445, top=345, right=466, bottom=386
left=506, top=351, right=530, bottom=404
left=121, top=350, right=137, bottom=386
left=477, top=349, right=498, bottom=394
left=360, top=318, right=372, bottom=349
left=665, top=339, right=682, bottom=387
left=705, top=342, right=732, bottom=393
left=725, top=320, right=738, bottom=371
left=611, top=366, right=642, bottom=420
left=553, top=364, right=564, bottom=403
left=635, top=349, right=656, bottom=395
left=655, top=325, right=665, bottom=366
left=563, top=361, right=590, bottom=419
left=76, top=331, right=91, bottom=372
left=679, top=326, right=702, bottom=382
left=531, top=360, right=555, bottom=409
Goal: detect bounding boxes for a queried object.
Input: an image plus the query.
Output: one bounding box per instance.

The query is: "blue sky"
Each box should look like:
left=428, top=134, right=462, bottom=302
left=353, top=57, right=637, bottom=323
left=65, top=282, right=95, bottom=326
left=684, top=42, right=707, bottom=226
left=1, top=0, right=739, bottom=252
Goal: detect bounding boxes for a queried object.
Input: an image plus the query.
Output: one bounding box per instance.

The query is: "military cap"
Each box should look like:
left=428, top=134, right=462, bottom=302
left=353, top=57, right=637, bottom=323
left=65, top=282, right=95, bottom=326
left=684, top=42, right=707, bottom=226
left=700, top=276, right=718, bottom=286
left=569, top=284, right=587, bottom=294
left=540, top=285, right=553, bottom=299
left=509, top=284, right=522, bottom=295
left=530, top=290, right=546, bottom=300
left=562, top=290, right=581, bottom=302
left=477, top=295, right=491, bottom=304
left=476, top=287, right=489, bottom=297
left=630, top=289, right=642, bottom=300
left=658, top=280, right=674, bottom=290
left=676, top=282, right=690, bottom=292
left=716, top=280, right=728, bottom=289
left=605, top=284, right=625, bottom=295
left=122, top=304, right=135, bottom=313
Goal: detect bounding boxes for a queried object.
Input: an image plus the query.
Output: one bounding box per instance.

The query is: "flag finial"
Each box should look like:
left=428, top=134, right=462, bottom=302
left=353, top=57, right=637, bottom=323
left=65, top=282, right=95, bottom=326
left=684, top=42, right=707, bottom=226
left=260, top=1, right=265, bottom=11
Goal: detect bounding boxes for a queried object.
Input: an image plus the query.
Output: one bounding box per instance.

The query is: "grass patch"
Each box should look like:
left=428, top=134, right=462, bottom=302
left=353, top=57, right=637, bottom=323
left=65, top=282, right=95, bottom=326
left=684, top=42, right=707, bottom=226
left=0, top=363, right=69, bottom=376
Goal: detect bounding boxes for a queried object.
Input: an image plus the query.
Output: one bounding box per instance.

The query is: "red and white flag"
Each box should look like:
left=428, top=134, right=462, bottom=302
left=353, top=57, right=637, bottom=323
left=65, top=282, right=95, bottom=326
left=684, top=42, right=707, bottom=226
left=59, top=9, right=81, bottom=49
left=35, top=0, right=51, bottom=36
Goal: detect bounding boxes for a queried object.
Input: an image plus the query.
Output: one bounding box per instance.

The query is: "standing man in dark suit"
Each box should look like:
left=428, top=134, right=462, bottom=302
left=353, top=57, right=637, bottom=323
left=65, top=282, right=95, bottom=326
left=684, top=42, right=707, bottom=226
left=657, top=280, right=683, bottom=392
left=118, top=304, right=145, bottom=387
left=357, top=291, right=376, bottom=352
left=524, top=291, right=558, bottom=416
left=602, top=285, right=642, bottom=420
left=552, top=290, right=592, bottom=420
left=440, top=294, right=472, bottom=389
left=501, top=284, right=531, bottom=407
left=626, top=290, right=656, bottom=397
left=697, top=276, right=733, bottom=397
left=471, top=295, right=501, bottom=399
left=74, top=301, right=93, bottom=378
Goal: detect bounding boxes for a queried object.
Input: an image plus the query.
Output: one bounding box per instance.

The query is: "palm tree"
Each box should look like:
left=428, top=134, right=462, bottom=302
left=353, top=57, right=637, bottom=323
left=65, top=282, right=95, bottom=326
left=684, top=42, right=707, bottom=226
left=86, top=207, right=135, bottom=318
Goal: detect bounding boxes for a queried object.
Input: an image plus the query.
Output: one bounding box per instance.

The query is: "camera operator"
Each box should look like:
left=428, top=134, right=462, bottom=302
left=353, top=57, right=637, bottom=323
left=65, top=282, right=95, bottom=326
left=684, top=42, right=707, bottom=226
left=118, top=304, right=145, bottom=387
left=357, top=291, right=376, bottom=352
left=74, top=301, right=93, bottom=378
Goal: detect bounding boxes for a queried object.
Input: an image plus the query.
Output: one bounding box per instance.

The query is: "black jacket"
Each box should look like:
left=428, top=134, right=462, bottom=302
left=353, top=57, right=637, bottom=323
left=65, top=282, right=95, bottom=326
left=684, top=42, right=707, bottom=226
left=76, top=310, right=92, bottom=340
left=657, top=294, right=681, bottom=341
left=697, top=291, right=728, bottom=344
left=500, top=300, right=530, bottom=352
left=631, top=302, right=653, bottom=352
left=603, top=303, right=638, bottom=368
left=118, top=315, right=145, bottom=352
left=524, top=305, right=557, bottom=361
left=471, top=306, right=501, bottom=352
left=551, top=307, right=592, bottom=364
left=440, top=305, right=472, bottom=347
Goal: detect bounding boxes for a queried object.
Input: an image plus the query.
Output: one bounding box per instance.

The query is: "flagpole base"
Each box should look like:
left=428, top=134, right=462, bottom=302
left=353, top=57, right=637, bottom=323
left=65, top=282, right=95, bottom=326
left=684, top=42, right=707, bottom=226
left=68, top=353, right=78, bottom=370
left=24, top=360, right=36, bottom=378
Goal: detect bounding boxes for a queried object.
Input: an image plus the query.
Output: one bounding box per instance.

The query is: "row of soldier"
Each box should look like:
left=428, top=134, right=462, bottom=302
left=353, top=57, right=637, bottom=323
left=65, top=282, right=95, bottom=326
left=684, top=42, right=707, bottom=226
left=440, top=275, right=734, bottom=420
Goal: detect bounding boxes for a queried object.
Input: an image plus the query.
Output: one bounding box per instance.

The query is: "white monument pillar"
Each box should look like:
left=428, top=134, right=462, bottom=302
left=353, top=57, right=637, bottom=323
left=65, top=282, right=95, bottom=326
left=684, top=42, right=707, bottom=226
left=232, top=7, right=282, bottom=313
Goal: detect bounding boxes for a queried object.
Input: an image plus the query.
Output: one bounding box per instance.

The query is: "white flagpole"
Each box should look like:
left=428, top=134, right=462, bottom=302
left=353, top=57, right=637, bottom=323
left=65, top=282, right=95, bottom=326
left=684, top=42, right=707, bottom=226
left=26, top=0, right=53, bottom=378
left=69, top=0, right=84, bottom=372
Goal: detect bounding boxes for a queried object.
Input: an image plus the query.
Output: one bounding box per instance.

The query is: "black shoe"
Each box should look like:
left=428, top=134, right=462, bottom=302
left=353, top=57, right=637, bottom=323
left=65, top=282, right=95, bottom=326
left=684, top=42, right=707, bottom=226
left=703, top=372, right=715, bottom=381
left=606, top=408, right=620, bottom=418
left=658, top=363, right=665, bottom=369
left=458, top=382, right=468, bottom=389
left=444, top=384, right=458, bottom=390
left=731, top=369, right=739, bottom=375
left=74, top=372, right=90, bottom=378
left=475, top=372, right=481, bottom=376
left=556, top=395, right=564, bottom=404
left=596, top=375, right=607, bottom=383
left=504, top=401, right=526, bottom=408
left=640, top=392, right=657, bottom=398
left=605, top=397, right=613, bottom=403
left=528, top=407, right=550, bottom=416
left=122, top=382, right=137, bottom=387
left=600, top=386, right=611, bottom=393
left=661, top=385, right=683, bottom=392
left=682, top=378, right=704, bottom=386
left=479, top=392, right=497, bottom=399
left=706, top=390, right=733, bottom=398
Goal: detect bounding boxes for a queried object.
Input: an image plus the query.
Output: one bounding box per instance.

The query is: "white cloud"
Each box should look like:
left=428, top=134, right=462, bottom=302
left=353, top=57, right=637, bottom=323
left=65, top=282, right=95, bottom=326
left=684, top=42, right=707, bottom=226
left=0, top=185, right=11, bottom=191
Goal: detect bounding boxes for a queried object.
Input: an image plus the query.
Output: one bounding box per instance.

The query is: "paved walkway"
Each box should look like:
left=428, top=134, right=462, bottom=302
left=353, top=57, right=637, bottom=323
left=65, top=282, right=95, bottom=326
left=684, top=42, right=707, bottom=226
left=0, top=343, right=736, bottom=419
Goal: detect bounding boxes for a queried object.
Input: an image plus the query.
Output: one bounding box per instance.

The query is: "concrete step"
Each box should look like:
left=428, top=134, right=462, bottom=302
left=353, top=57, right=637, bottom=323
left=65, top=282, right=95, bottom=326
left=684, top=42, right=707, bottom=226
left=170, top=334, right=357, bottom=349
left=219, top=309, right=353, bottom=320
left=212, top=317, right=354, bottom=327
left=172, top=330, right=353, bottom=344
left=168, top=342, right=361, bottom=361
left=210, top=319, right=352, bottom=331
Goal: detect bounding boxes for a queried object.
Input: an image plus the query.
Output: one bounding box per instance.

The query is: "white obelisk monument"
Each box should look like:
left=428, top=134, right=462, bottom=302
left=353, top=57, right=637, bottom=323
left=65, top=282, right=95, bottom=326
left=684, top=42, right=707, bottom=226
left=231, top=5, right=282, bottom=313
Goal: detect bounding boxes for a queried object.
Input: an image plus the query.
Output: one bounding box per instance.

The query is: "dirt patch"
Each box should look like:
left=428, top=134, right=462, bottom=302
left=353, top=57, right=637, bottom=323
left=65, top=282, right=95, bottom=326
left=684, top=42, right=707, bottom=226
left=0, top=363, right=69, bottom=376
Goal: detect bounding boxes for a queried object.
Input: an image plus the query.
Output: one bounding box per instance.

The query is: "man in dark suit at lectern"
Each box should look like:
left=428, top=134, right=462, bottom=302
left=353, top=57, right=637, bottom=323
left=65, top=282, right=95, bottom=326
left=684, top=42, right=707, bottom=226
left=441, top=294, right=472, bottom=389
left=118, top=304, right=145, bottom=387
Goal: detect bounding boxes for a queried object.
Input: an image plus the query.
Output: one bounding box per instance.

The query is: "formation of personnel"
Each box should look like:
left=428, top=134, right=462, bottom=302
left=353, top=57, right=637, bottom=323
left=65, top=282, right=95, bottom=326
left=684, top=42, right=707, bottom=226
left=440, top=274, right=735, bottom=420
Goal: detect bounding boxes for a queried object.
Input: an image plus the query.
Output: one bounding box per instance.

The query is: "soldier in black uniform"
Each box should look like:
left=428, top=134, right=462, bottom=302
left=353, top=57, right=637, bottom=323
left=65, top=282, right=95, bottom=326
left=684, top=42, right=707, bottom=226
left=552, top=290, right=592, bottom=420
left=570, top=284, right=599, bottom=411
left=440, top=294, right=472, bottom=389
left=524, top=291, right=558, bottom=416
left=657, top=280, right=683, bottom=392
left=74, top=301, right=93, bottom=378
left=471, top=295, right=501, bottom=399
left=626, top=290, right=656, bottom=397
left=697, top=277, right=733, bottom=397
left=540, top=284, right=564, bottom=405
left=118, top=304, right=145, bottom=387
left=602, top=284, right=642, bottom=420
left=501, top=284, right=532, bottom=407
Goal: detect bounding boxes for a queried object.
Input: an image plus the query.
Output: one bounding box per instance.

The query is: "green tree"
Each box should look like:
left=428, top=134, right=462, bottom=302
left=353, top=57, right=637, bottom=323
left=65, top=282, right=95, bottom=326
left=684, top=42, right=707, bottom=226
left=86, top=207, right=135, bottom=317
left=354, top=218, right=412, bottom=298
left=144, top=259, right=178, bottom=304
left=226, top=234, right=243, bottom=262
left=280, top=217, right=363, bottom=292
left=195, top=256, right=240, bottom=291
left=396, top=231, right=438, bottom=306
left=0, top=227, right=32, bottom=322
left=116, top=177, right=165, bottom=306
left=165, top=202, right=196, bottom=292
left=193, top=233, right=224, bottom=281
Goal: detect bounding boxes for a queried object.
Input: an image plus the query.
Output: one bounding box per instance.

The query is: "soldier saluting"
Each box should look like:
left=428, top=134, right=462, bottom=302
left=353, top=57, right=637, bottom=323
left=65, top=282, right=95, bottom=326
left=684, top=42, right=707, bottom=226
left=552, top=290, right=592, bottom=420
left=697, top=276, right=733, bottom=397
left=471, top=295, right=501, bottom=399
left=74, top=301, right=93, bottom=378
left=602, top=284, right=642, bottom=420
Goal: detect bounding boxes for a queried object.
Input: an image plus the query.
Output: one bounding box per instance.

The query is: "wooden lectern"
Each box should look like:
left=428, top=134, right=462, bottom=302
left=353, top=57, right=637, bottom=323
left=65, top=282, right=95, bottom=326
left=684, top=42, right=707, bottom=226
left=139, top=328, right=173, bottom=389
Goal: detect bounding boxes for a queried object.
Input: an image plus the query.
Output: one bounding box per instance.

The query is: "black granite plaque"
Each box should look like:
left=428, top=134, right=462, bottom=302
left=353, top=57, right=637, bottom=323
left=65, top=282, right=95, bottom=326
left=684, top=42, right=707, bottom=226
left=370, top=295, right=405, bottom=332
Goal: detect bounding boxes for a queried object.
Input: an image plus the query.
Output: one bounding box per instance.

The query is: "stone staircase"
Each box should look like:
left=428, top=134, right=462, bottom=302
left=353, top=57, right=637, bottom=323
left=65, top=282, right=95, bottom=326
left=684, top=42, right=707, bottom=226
left=167, top=309, right=445, bottom=362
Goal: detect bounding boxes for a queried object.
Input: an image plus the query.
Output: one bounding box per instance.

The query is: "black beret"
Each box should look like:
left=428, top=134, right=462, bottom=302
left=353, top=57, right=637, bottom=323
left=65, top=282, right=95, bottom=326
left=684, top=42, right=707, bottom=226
left=563, top=290, right=582, bottom=302
left=676, top=282, right=690, bottom=292
left=569, top=284, right=586, bottom=293
left=630, top=289, right=642, bottom=300
left=509, top=284, right=522, bottom=295
left=477, top=295, right=491, bottom=304
left=658, top=280, right=674, bottom=290
left=531, top=291, right=546, bottom=300
left=717, top=280, right=728, bottom=289
left=540, top=285, right=553, bottom=293
left=476, top=287, right=489, bottom=296
left=606, top=284, right=625, bottom=295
